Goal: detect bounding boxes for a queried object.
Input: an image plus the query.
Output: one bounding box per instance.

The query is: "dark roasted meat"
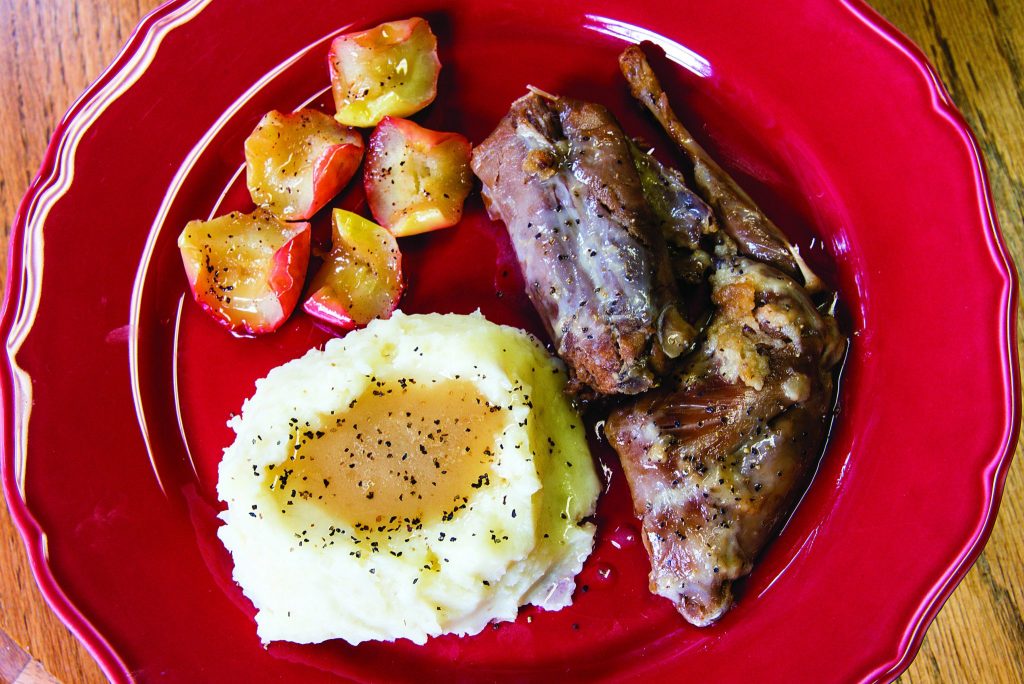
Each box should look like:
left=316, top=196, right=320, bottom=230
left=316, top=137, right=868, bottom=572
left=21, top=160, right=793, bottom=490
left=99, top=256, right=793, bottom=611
left=473, top=49, right=845, bottom=627
left=604, top=46, right=846, bottom=626
left=471, top=91, right=695, bottom=396
left=605, top=256, right=844, bottom=626
left=619, top=46, right=823, bottom=293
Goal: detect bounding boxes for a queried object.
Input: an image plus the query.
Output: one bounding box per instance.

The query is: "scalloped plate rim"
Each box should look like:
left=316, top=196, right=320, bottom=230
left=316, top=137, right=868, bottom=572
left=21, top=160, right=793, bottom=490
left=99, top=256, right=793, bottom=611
left=0, top=0, right=1018, bottom=682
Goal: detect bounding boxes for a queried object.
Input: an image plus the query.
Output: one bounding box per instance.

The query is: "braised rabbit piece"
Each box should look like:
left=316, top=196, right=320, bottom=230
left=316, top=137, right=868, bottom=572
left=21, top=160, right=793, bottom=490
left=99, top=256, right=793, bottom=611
left=605, top=257, right=844, bottom=625
left=604, top=47, right=846, bottom=625
left=471, top=91, right=695, bottom=396
left=472, top=48, right=845, bottom=627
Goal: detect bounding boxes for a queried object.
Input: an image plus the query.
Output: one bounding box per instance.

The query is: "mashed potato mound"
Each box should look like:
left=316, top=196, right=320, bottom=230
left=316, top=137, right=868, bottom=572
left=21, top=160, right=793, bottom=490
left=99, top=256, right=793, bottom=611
left=217, top=312, right=600, bottom=645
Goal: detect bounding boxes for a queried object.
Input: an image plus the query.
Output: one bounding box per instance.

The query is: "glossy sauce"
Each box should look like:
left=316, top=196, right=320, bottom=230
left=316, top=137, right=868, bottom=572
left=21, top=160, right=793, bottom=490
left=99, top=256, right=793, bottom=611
left=266, top=379, right=506, bottom=532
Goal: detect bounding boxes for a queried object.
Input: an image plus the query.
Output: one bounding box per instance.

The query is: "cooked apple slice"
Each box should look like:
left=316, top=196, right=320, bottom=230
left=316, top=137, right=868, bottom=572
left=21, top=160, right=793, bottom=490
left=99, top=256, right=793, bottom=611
left=364, top=116, right=472, bottom=237
left=303, top=209, right=403, bottom=330
left=244, top=109, right=364, bottom=220
left=178, top=210, right=311, bottom=335
left=329, top=17, right=440, bottom=127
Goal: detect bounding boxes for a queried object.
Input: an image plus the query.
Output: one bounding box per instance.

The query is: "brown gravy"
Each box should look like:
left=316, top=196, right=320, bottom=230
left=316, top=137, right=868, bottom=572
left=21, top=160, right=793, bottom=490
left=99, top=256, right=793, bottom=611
left=266, top=378, right=506, bottom=533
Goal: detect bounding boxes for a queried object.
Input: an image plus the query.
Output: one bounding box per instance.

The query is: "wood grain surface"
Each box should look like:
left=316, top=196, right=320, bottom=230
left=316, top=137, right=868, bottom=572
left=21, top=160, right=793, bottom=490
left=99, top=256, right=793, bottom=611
left=0, top=0, right=1021, bottom=682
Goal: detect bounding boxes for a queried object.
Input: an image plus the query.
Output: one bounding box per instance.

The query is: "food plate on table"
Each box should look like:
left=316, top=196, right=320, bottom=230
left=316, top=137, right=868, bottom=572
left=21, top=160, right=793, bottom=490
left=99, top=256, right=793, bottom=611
left=1, top=0, right=1018, bottom=682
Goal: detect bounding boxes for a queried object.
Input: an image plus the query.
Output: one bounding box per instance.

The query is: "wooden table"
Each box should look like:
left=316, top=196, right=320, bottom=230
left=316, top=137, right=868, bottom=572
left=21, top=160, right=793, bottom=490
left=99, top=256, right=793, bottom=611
left=0, top=0, right=1021, bottom=682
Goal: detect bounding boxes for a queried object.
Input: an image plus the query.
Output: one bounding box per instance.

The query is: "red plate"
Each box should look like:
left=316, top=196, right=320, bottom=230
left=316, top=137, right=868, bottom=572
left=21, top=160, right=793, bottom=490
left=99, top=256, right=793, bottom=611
left=2, top=0, right=1018, bottom=681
